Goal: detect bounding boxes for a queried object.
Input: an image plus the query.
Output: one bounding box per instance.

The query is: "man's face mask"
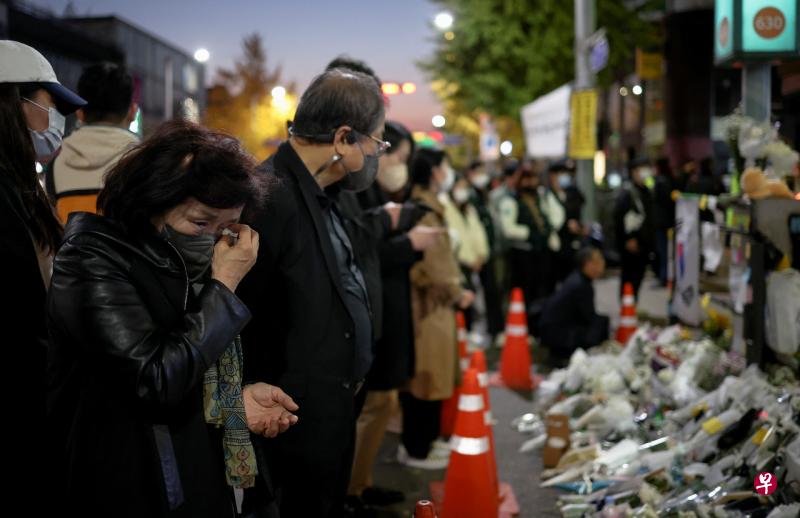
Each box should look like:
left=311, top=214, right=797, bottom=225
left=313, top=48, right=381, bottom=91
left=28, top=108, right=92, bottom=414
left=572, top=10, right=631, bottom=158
left=24, top=97, right=65, bottom=161
left=338, top=131, right=391, bottom=193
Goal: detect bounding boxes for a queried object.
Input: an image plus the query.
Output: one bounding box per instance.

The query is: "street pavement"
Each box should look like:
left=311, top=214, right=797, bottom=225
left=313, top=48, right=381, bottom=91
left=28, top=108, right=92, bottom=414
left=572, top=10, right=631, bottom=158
left=368, top=272, right=669, bottom=517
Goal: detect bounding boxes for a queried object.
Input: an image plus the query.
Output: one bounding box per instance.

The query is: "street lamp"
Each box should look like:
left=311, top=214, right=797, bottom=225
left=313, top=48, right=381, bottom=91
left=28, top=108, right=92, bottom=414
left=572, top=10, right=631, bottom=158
left=434, top=12, right=454, bottom=30
left=270, top=85, right=293, bottom=115
left=271, top=85, right=286, bottom=99
left=432, top=115, right=446, bottom=128
left=382, top=83, right=401, bottom=95
left=194, top=48, right=210, bottom=63
left=500, top=140, right=513, bottom=156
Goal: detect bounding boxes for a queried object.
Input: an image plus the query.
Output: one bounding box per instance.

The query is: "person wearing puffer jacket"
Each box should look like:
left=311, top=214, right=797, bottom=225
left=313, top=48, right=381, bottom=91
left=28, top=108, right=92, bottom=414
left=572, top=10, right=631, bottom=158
left=49, top=62, right=139, bottom=222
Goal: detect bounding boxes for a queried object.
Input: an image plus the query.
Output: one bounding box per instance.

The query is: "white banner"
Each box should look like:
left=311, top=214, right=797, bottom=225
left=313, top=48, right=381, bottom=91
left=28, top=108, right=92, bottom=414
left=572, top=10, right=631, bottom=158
left=521, top=84, right=571, bottom=159
left=674, top=198, right=703, bottom=325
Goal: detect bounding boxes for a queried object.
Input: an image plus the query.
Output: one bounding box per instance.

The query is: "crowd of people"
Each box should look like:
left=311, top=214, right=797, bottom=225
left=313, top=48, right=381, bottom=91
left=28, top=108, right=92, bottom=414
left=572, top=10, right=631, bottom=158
left=3, top=38, right=698, bottom=518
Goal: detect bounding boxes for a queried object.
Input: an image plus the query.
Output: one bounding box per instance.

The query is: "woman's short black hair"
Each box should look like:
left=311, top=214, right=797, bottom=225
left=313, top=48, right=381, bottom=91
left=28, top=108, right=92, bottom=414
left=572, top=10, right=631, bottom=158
left=97, top=120, right=267, bottom=234
left=410, top=148, right=447, bottom=188
left=290, top=68, right=384, bottom=143
left=384, top=120, right=414, bottom=158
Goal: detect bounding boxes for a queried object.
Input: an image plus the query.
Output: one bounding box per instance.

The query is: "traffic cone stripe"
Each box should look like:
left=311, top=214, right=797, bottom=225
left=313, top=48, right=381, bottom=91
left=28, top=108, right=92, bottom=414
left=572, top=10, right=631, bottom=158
left=505, top=324, right=527, bottom=337
left=458, top=394, right=485, bottom=412
left=477, top=372, right=488, bottom=387
left=616, top=282, right=638, bottom=345
left=450, top=435, right=490, bottom=456
left=442, top=313, right=470, bottom=439
left=500, top=289, right=534, bottom=390
left=440, top=368, right=499, bottom=518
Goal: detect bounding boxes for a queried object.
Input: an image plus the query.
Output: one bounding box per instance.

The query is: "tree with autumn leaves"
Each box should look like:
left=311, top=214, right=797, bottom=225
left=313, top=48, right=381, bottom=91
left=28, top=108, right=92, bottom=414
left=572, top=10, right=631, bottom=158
left=419, top=0, right=662, bottom=156
left=206, top=34, right=297, bottom=161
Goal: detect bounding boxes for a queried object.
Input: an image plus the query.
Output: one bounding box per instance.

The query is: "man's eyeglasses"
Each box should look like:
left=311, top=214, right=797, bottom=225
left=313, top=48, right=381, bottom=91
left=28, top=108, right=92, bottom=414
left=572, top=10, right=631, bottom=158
left=289, top=126, right=391, bottom=156
left=356, top=131, right=391, bottom=157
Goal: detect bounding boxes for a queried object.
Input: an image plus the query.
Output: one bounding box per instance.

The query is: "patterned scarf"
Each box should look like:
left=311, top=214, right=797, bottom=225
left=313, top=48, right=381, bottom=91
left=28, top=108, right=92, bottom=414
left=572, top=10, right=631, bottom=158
left=163, top=229, right=259, bottom=490
left=202, top=335, right=258, bottom=488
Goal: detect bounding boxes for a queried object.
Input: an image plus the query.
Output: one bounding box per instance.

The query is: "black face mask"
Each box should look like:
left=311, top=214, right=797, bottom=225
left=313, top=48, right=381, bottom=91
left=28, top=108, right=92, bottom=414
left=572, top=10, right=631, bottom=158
left=315, top=141, right=380, bottom=193
left=339, top=140, right=380, bottom=193
left=160, top=224, right=216, bottom=284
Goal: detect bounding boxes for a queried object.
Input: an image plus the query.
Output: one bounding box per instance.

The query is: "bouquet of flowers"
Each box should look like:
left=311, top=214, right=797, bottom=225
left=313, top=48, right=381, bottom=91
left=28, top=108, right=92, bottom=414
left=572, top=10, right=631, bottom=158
left=722, top=108, right=799, bottom=194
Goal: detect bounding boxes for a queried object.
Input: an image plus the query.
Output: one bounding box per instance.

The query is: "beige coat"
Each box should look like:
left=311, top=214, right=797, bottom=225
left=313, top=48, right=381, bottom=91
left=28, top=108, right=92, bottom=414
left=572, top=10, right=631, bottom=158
left=408, top=186, right=463, bottom=401
left=443, top=198, right=490, bottom=269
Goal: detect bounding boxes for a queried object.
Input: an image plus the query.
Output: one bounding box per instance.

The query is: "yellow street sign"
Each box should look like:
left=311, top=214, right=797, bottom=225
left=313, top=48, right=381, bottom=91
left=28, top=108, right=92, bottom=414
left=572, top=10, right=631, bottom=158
left=568, top=89, right=597, bottom=160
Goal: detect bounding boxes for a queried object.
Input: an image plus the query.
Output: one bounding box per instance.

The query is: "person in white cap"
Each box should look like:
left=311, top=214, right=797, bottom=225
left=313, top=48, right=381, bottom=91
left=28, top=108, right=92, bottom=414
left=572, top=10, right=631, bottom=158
left=0, top=38, right=86, bottom=511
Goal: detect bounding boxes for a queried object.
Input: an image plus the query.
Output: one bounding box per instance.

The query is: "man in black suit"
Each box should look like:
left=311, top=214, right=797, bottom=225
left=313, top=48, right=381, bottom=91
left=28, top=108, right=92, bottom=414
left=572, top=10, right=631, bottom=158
left=239, top=68, right=388, bottom=517
left=539, top=247, right=609, bottom=364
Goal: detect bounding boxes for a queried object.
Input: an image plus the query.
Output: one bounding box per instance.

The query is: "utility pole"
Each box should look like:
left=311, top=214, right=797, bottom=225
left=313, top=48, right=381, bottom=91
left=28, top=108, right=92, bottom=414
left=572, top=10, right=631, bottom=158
left=741, top=63, right=771, bottom=122
left=574, top=0, right=597, bottom=223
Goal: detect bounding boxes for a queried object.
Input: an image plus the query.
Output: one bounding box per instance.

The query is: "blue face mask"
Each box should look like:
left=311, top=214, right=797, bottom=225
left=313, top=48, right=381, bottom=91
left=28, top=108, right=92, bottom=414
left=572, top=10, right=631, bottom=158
left=23, top=98, right=65, bottom=161
left=558, top=174, right=572, bottom=189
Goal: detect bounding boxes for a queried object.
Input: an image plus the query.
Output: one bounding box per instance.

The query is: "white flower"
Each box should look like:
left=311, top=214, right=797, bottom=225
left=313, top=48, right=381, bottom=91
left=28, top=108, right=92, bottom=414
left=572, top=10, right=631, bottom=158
left=738, top=119, right=778, bottom=160
left=763, top=141, right=800, bottom=176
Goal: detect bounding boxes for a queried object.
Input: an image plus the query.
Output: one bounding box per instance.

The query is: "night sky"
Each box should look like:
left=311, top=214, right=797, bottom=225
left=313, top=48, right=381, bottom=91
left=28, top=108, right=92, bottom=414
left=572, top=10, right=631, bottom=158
left=26, top=0, right=444, bottom=130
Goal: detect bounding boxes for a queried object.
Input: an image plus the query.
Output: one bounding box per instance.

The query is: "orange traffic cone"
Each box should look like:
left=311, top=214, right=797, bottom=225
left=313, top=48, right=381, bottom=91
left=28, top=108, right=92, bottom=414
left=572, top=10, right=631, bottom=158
left=470, top=350, right=498, bottom=496
left=414, top=500, right=437, bottom=517
left=441, top=312, right=469, bottom=437
left=456, top=312, right=469, bottom=372
left=498, top=288, right=534, bottom=390
left=441, top=368, right=499, bottom=518
left=616, top=282, right=637, bottom=345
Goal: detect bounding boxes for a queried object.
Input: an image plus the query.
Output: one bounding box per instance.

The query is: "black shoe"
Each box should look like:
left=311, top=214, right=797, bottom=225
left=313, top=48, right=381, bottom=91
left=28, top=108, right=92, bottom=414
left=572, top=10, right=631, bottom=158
left=344, top=495, right=378, bottom=518
left=361, top=486, right=405, bottom=506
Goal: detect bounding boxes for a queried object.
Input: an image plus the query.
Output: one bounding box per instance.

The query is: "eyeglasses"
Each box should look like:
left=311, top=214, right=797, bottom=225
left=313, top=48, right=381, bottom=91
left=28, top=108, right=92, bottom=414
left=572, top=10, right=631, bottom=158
left=290, top=126, right=391, bottom=156
left=357, top=131, right=391, bottom=157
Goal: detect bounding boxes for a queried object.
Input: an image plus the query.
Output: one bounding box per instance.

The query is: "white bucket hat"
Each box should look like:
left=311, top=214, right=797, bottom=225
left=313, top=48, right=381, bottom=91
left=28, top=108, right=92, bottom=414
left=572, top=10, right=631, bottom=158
left=0, top=40, right=87, bottom=114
